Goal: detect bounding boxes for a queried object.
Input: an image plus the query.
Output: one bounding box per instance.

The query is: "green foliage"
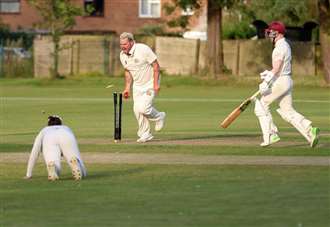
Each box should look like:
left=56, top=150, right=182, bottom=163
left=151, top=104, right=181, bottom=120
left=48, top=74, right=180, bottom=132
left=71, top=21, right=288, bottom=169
left=27, top=0, right=83, bottom=35
left=1, top=58, right=34, bottom=78
left=163, top=0, right=201, bottom=29
left=0, top=25, right=35, bottom=49
left=137, top=24, right=166, bottom=36
left=241, top=0, right=311, bottom=26
left=222, top=21, right=256, bottom=39
left=27, top=0, right=84, bottom=78
left=165, top=0, right=240, bottom=29
left=167, top=16, right=190, bottom=28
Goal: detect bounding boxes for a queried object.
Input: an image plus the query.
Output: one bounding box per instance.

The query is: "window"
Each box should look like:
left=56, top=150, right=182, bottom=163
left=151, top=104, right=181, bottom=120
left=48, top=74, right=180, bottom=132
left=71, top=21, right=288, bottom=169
left=84, top=0, right=104, bottom=17
left=0, top=0, right=20, bottom=13
left=139, top=0, right=160, bottom=18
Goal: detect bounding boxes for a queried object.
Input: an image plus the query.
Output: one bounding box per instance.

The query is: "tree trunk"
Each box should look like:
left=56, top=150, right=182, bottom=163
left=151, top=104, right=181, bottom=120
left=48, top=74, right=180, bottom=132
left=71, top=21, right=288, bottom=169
left=319, top=30, right=330, bottom=84
left=52, top=34, right=60, bottom=78
left=207, top=2, right=224, bottom=78
left=318, top=0, right=330, bottom=84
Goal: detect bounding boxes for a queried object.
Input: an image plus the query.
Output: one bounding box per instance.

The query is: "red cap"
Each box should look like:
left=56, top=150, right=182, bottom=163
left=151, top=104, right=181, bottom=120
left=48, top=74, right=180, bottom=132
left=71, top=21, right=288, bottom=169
left=266, top=21, right=286, bottom=34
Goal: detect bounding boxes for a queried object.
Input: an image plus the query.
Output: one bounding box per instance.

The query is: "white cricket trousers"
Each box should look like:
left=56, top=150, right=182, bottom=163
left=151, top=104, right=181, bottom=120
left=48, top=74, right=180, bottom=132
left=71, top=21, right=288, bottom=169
left=133, top=89, right=162, bottom=138
left=43, top=127, right=87, bottom=176
left=256, top=75, right=312, bottom=142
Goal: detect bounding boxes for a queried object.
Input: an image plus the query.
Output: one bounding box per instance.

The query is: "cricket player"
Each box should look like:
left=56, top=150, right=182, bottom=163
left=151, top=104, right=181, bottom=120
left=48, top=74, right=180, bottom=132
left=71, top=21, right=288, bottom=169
left=25, top=115, right=87, bottom=181
left=119, top=32, right=166, bottom=143
left=254, top=21, right=320, bottom=147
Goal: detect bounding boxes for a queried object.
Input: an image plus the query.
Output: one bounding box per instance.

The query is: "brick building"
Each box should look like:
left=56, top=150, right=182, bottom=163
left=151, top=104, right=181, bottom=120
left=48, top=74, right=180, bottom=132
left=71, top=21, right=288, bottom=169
left=0, top=0, right=205, bottom=34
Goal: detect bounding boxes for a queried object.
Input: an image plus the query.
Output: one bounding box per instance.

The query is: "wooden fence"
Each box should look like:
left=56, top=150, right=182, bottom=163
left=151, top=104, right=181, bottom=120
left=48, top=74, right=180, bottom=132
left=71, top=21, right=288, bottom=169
left=34, top=35, right=320, bottom=78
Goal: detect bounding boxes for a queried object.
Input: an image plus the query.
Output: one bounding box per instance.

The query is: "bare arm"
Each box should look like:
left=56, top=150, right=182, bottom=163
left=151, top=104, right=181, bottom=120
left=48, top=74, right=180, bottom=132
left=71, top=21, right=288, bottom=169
left=271, top=59, right=283, bottom=77
left=122, top=69, right=132, bottom=99
left=152, top=60, right=160, bottom=94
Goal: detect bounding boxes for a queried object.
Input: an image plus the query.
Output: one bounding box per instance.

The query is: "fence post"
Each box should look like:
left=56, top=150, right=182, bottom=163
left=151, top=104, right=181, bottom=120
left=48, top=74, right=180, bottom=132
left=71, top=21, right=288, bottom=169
left=109, top=35, right=117, bottom=76
left=103, top=38, right=110, bottom=75
left=0, top=43, right=3, bottom=77
left=70, top=38, right=74, bottom=75
left=76, top=39, right=80, bottom=75
left=194, top=39, right=200, bottom=74
left=236, top=40, right=240, bottom=76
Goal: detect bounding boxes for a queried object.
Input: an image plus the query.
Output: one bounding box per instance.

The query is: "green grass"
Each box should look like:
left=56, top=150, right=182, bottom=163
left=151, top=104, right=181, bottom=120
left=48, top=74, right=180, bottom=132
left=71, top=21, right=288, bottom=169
left=1, top=163, right=329, bottom=227
left=0, top=76, right=329, bottom=226
left=1, top=76, right=329, bottom=155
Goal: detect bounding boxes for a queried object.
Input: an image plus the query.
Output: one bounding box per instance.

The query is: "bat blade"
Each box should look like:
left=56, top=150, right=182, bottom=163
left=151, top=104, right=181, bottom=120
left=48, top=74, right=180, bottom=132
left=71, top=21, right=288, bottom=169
left=220, top=107, right=242, bottom=128
left=220, top=91, right=259, bottom=128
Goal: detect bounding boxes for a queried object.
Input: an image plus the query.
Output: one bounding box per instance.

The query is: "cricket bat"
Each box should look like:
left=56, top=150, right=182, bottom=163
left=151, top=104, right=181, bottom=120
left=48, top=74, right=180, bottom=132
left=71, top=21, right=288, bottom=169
left=220, top=90, right=260, bottom=128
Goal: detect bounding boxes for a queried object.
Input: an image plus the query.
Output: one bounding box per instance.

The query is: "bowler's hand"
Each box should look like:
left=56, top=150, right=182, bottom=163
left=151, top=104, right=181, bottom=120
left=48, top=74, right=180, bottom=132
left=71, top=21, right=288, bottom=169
left=122, top=90, right=130, bottom=99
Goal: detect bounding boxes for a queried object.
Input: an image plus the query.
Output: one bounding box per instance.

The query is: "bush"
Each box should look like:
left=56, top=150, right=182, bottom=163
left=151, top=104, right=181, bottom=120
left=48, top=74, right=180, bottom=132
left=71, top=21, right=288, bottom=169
left=223, top=21, right=256, bottom=40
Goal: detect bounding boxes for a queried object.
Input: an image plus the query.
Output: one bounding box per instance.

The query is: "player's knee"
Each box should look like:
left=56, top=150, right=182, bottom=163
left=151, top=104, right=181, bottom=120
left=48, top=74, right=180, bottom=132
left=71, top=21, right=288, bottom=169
left=134, top=104, right=151, bottom=115
left=254, top=98, right=269, bottom=117
left=276, top=108, right=292, bottom=122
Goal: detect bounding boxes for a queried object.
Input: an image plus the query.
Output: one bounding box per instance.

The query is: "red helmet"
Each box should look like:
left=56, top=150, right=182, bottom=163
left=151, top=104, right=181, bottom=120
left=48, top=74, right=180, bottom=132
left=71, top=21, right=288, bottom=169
left=266, top=21, right=286, bottom=34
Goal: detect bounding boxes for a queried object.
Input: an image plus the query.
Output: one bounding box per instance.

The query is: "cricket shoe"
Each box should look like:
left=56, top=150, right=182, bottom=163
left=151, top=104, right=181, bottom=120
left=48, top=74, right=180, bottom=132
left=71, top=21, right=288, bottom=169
left=70, top=157, right=82, bottom=180
left=310, top=127, right=320, bottom=148
left=155, top=112, right=166, bottom=132
left=260, top=134, right=280, bottom=147
left=137, top=134, right=154, bottom=143
left=47, top=161, right=59, bottom=181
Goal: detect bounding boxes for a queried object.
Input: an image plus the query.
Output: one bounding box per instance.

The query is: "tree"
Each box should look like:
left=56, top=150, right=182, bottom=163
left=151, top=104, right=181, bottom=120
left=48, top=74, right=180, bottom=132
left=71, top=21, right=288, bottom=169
left=27, top=0, right=83, bottom=78
left=165, top=0, right=239, bottom=78
left=318, top=0, right=330, bottom=84
left=241, top=0, right=309, bottom=26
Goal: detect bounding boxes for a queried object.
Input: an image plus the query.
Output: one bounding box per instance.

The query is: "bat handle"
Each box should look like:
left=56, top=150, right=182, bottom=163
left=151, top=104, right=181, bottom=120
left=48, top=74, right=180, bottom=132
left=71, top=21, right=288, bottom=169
left=250, top=90, right=260, bottom=100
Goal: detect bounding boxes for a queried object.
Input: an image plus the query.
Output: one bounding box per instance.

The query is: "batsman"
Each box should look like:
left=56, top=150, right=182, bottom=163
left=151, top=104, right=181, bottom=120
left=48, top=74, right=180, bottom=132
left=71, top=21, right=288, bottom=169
left=254, top=21, right=320, bottom=147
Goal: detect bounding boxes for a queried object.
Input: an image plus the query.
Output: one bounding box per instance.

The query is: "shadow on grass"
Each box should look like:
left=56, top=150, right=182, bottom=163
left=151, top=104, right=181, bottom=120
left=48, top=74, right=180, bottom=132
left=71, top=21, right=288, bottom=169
left=161, top=133, right=260, bottom=141
left=75, top=167, right=146, bottom=181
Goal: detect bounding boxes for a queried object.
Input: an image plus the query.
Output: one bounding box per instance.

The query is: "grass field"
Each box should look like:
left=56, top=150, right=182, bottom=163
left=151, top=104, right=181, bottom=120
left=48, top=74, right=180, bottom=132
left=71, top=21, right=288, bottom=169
left=1, top=76, right=329, bottom=226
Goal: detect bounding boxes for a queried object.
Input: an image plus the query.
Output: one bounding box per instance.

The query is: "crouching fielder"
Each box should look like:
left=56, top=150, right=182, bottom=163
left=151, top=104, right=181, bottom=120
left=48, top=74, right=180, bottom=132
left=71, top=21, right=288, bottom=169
left=25, top=116, right=87, bottom=181
left=255, top=21, right=320, bottom=147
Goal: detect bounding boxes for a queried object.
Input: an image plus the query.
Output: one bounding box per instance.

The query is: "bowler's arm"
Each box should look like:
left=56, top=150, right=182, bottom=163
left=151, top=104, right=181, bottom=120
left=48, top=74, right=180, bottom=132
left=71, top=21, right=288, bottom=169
left=123, top=69, right=132, bottom=99
left=152, top=60, right=160, bottom=94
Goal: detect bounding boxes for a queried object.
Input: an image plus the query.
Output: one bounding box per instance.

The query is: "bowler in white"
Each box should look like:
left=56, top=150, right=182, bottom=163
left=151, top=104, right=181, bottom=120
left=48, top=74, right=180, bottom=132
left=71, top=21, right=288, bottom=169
left=119, top=32, right=166, bottom=143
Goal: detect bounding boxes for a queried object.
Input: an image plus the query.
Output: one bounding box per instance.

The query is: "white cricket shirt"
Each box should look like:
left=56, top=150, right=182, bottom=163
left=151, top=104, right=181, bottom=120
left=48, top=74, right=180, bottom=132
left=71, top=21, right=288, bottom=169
left=120, top=43, right=157, bottom=90
left=272, top=38, right=292, bottom=76
left=26, top=125, right=75, bottom=177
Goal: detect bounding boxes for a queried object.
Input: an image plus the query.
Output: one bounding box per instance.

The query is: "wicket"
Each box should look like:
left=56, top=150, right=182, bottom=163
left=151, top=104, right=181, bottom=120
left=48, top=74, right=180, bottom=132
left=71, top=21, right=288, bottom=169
left=113, top=92, right=122, bottom=142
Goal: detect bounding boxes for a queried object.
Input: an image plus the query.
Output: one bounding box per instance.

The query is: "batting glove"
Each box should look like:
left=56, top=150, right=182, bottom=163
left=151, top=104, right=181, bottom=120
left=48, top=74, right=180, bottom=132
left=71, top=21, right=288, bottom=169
left=259, top=81, right=271, bottom=96
left=260, top=70, right=275, bottom=83
left=260, top=70, right=270, bottom=79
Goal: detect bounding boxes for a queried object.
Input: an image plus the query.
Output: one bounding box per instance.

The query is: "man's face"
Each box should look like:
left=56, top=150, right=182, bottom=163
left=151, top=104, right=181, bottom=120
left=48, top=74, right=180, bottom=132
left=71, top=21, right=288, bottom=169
left=265, top=29, right=278, bottom=40
left=120, top=38, right=134, bottom=54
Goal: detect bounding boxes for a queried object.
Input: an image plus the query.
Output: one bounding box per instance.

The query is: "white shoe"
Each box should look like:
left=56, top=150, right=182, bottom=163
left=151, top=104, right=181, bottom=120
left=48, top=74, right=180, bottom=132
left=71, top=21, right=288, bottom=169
left=70, top=157, right=82, bottom=180
left=155, top=112, right=166, bottom=132
left=260, top=134, right=280, bottom=147
left=137, top=134, right=154, bottom=143
left=47, top=162, right=59, bottom=181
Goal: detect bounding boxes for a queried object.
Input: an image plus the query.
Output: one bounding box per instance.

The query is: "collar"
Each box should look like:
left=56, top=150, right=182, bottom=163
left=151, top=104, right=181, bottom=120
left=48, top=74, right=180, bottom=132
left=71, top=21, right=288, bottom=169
left=128, top=43, right=136, bottom=56
left=275, top=37, right=285, bottom=47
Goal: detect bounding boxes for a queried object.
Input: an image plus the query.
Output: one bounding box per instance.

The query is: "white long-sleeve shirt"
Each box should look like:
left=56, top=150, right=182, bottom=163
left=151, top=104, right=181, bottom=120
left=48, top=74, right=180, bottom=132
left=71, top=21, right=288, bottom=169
left=25, top=125, right=76, bottom=177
